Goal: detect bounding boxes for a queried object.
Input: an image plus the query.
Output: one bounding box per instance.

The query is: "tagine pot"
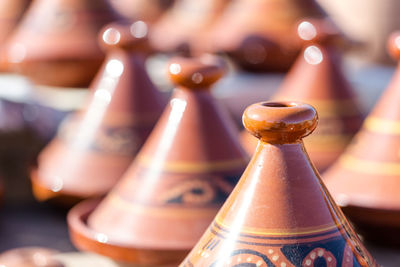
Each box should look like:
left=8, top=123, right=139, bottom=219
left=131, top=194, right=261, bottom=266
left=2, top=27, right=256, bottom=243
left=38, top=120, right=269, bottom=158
left=1, top=0, right=120, bottom=88
left=149, top=0, right=230, bottom=54
left=68, top=55, right=248, bottom=265
left=31, top=21, right=165, bottom=206
left=108, top=0, right=174, bottom=23
left=208, top=0, right=326, bottom=72
left=241, top=19, right=364, bottom=173
left=0, top=0, right=31, bottom=70
left=180, top=101, right=377, bottom=266
left=324, top=31, right=400, bottom=245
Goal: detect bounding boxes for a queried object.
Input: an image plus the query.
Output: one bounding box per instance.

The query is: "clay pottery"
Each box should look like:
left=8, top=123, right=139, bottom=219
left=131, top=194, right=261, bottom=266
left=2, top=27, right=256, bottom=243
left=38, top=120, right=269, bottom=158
left=1, top=0, right=120, bottom=87
left=30, top=21, right=165, bottom=206
left=68, top=55, right=248, bottom=265
left=209, top=0, right=326, bottom=72
left=149, top=0, right=230, bottom=54
left=108, top=0, right=174, bottom=23
left=241, top=19, right=364, bottom=173
left=0, top=0, right=31, bottom=51
left=324, top=31, right=400, bottom=245
left=0, top=247, right=64, bottom=267
left=180, top=101, right=377, bottom=266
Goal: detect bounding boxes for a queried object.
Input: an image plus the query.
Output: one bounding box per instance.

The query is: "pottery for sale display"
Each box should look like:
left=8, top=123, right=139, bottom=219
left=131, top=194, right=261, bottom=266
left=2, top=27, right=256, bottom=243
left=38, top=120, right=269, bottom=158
left=1, top=0, right=120, bottom=87
left=108, top=0, right=174, bottom=23
left=149, top=0, right=230, bottom=54
left=241, top=19, right=363, bottom=172
left=0, top=247, right=64, bottom=267
left=31, top=21, right=165, bottom=205
left=324, top=31, right=400, bottom=245
left=181, top=101, right=377, bottom=267
left=68, top=56, right=248, bottom=265
left=209, top=0, right=326, bottom=72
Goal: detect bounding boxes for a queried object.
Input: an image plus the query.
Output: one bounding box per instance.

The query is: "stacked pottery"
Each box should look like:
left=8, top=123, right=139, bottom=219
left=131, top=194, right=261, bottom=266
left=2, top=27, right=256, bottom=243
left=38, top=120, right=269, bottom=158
left=149, top=0, right=230, bottom=54
left=324, top=31, right=400, bottom=245
left=108, top=0, right=174, bottom=23
left=30, top=21, right=165, bottom=205
left=1, top=0, right=120, bottom=87
left=241, top=19, right=364, bottom=172
left=181, top=101, right=377, bottom=267
left=209, top=0, right=326, bottom=72
left=68, top=56, right=248, bottom=265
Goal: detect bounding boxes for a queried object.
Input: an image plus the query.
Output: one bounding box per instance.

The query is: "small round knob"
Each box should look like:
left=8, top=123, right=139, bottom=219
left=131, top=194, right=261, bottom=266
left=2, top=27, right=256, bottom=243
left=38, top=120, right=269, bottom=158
left=297, top=19, right=343, bottom=46
left=168, top=55, right=226, bottom=89
left=243, top=101, right=318, bottom=143
left=387, top=31, right=400, bottom=60
left=100, top=20, right=150, bottom=51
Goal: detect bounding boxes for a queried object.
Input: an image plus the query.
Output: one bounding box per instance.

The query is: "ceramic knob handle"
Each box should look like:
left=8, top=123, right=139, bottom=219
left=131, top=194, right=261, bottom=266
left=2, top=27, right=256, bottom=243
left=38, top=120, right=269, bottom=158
left=243, top=101, right=318, bottom=143
left=387, top=31, right=400, bottom=60
left=100, top=20, right=150, bottom=51
left=168, top=55, right=226, bottom=89
left=297, top=19, right=343, bottom=46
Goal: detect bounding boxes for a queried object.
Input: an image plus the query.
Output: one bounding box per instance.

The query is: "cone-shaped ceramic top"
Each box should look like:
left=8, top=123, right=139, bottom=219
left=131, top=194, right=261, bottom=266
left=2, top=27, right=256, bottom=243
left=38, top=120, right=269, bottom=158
left=0, top=0, right=30, bottom=48
left=108, top=0, right=173, bottom=23
left=181, top=101, right=377, bottom=266
left=1, top=0, right=120, bottom=87
left=31, top=21, right=165, bottom=205
left=324, top=31, right=400, bottom=244
left=67, top=55, right=248, bottom=265
left=149, top=0, right=230, bottom=54
left=209, top=0, right=326, bottom=72
left=241, top=19, right=363, bottom=173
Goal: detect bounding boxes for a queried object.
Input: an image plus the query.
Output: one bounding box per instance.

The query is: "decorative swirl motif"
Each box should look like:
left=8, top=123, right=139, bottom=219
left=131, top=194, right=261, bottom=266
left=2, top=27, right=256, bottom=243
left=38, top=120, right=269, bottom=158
left=302, top=248, right=336, bottom=267
left=159, top=175, right=240, bottom=205
left=210, top=249, right=275, bottom=267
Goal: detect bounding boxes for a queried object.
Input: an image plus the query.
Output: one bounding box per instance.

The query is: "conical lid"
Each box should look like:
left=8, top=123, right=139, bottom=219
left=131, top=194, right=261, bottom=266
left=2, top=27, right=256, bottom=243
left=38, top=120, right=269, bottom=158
left=324, top=31, right=400, bottom=243
left=209, top=0, right=325, bottom=72
left=181, top=101, right=377, bottom=267
left=149, top=0, right=230, bottom=54
left=69, top=56, right=248, bottom=265
left=0, top=0, right=30, bottom=46
left=1, top=0, right=120, bottom=87
left=241, top=19, right=363, bottom=172
left=108, top=0, right=173, bottom=23
left=31, top=21, right=165, bottom=205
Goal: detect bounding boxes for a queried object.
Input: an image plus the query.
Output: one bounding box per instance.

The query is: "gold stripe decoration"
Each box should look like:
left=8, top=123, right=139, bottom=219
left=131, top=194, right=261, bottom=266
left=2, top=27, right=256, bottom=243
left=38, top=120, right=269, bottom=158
left=340, top=154, right=400, bottom=176
left=136, top=155, right=247, bottom=173
left=215, top=217, right=341, bottom=236
left=364, top=116, right=400, bottom=135
left=108, top=194, right=218, bottom=218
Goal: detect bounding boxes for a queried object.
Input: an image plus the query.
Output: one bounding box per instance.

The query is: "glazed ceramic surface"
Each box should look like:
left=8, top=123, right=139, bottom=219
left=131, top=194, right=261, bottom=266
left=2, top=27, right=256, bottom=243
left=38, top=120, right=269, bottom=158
left=108, top=0, right=173, bottom=23
left=2, top=0, right=119, bottom=87
left=31, top=21, right=165, bottom=205
left=324, top=31, right=400, bottom=244
left=209, top=0, right=325, bottom=72
left=241, top=19, right=363, bottom=173
left=181, top=101, right=377, bottom=267
left=68, top=55, right=248, bottom=265
left=149, top=0, right=230, bottom=54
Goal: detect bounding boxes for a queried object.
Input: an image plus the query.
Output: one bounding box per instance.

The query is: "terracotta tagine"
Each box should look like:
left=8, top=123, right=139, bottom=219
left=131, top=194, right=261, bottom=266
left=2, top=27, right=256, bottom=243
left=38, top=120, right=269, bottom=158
left=241, top=19, right=363, bottom=173
left=0, top=0, right=31, bottom=49
left=181, top=101, right=377, bottom=266
left=30, top=21, right=165, bottom=205
left=108, top=0, right=174, bottom=23
left=209, top=0, right=326, bottom=72
left=68, top=55, right=249, bottom=265
left=1, top=0, right=120, bottom=87
left=149, top=0, right=230, bottom=54
left=0, top=247, right=64, bottom=267
left=324, top=31, right=400, bottom=245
